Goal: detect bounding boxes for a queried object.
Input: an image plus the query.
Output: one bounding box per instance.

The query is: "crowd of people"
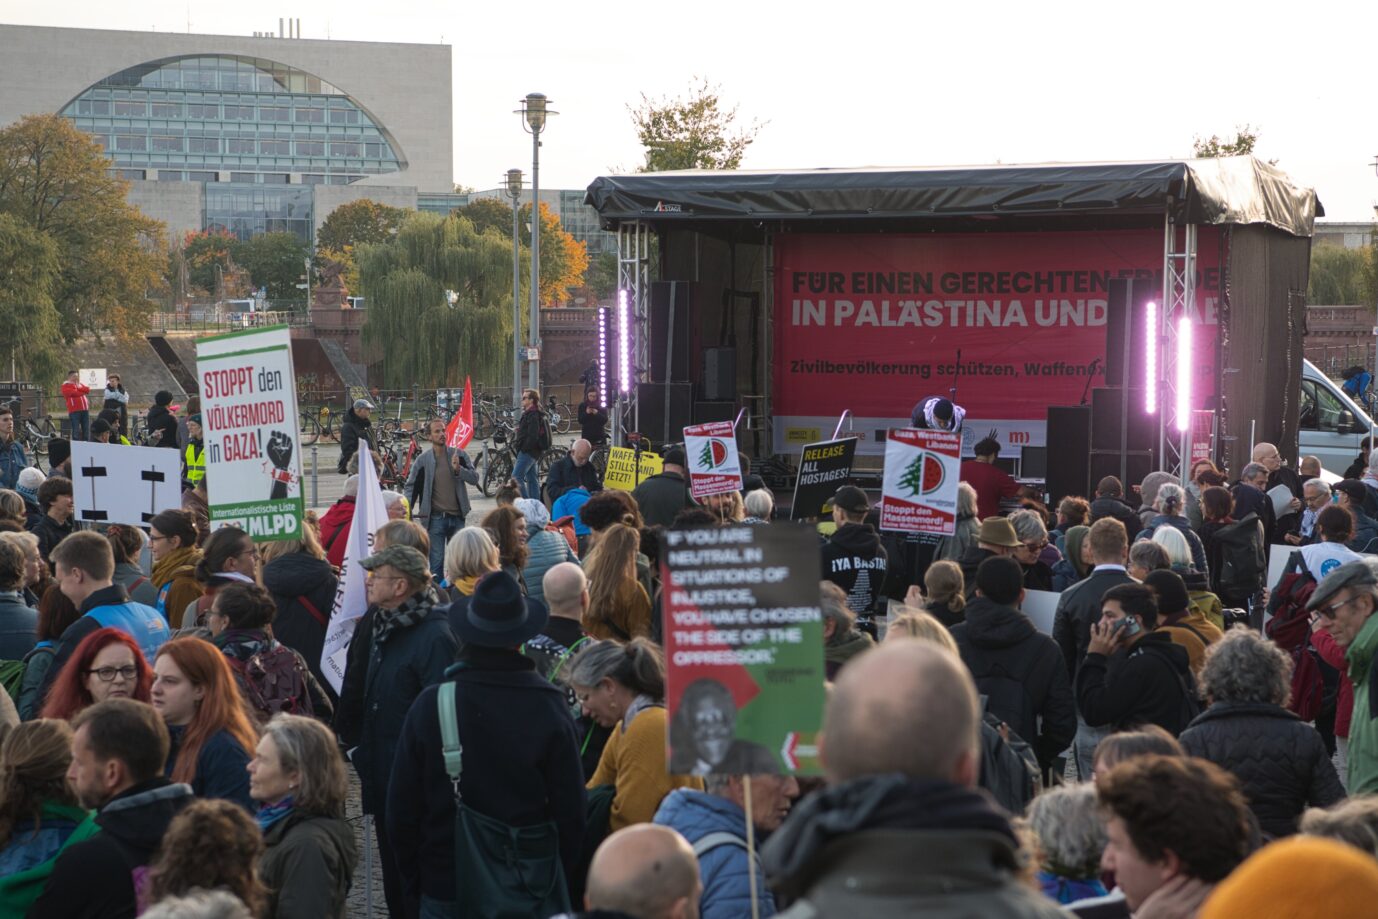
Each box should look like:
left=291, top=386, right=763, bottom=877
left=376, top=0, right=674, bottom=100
left=6, top=381, right=1378, bottom=919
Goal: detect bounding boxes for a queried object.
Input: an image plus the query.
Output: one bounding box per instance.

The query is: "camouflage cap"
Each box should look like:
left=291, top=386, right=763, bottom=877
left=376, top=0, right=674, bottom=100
left=359, top=544, right=430, bottom=582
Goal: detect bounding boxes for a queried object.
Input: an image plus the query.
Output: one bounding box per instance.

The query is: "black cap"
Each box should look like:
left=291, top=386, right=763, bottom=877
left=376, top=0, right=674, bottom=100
left=824, top=485, right=870, bottom=515
left=155, top=390, right=173, bottom=406
left=1334, top=479, right=1367, bottom=506
left=662, top=445, right=687, bottom=467
left=976, top=555, right=1024, bottom=606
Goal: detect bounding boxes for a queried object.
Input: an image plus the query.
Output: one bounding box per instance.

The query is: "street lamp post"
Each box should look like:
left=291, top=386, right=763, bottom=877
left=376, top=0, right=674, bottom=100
left=516, top=93, right=557, bottom=391
left=505, top=168, right=524, bottom=408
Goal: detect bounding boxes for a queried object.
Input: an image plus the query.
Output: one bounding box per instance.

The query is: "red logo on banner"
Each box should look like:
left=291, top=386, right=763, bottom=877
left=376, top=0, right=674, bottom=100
left=445, top=377, right=474, bottom=450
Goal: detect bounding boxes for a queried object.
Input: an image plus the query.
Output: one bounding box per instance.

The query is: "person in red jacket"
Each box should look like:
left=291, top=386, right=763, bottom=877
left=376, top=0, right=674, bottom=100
left=1311, top=619, right=1353, bottom=785
left=318, top=474, right=358, bottom=568
left=959, top=436, right=1022, bottom=520
left=61, top=370, right=92, bottom=442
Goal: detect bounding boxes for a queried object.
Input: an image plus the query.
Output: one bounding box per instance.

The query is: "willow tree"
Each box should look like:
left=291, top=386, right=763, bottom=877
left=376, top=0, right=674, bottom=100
left=359, top=212, right=526, bottom=389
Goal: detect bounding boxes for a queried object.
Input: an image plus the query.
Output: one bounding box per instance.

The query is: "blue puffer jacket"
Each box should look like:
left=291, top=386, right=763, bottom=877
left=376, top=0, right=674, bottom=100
left=522, top=526, right=578, bottom=607
left=653, top=789, right=775, bottom=919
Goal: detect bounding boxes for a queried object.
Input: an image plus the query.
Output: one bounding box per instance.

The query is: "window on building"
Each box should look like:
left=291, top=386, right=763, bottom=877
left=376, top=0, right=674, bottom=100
left=261, top=174, right=289, bottom=185
left=188, top=103, right=219, bottom=119
left=226, top=138, right=255, bottom=154
left=259, top=140, right=291, bottom=155
left=260, top=106, right=290, bottom=122
left=188, top=137, right=219, bottom=153
left=330, top=142, right=361, bottom=158
left=329, top=109, right=359, bottom=124
left=151, top=136, right=184, bottom=152
left=114, top=100, right=147, bottom=117
left=296, top=141, right=325, bottom=156
left=115, top=135, right=147, bottom=152
left=188, top=171, right=219, bottom=182
left=294, top=107, right=325, bottom=123
left=157, top=170, right=184, bottom=181
left=151, top=102, right=182, bottom=118
left=223, top=105, right=255, bottom=120
left=78, top=99, right=111, bottom=116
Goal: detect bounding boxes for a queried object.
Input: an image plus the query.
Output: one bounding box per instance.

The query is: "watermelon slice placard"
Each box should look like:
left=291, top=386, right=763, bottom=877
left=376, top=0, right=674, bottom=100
left=684, top=421, right=743, bottom=499
left=881, top=428, right=960, bottom=535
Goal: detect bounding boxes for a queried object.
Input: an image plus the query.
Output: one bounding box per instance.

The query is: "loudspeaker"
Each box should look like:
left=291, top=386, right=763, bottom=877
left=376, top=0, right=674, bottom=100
left=636, top=382, right=692, bottom=446
left=1103, top=278, right=1157, bottom=388
left=703, top=347, right=736, bottom=401
left=1020, top=446, right=1048, bottom=480
left=1091, top=386, right=1155, bottom=453
left=693, top=400, right=736, bottom=424
left=1090, top=450, right=1154, bottom=503
left=649, top=281, right=692, bottom=383
left=1046, top=406, right=1091, bottom=501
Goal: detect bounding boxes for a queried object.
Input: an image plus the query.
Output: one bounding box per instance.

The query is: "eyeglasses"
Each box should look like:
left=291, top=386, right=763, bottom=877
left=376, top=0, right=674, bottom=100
left=1021, top=540, right=1048, bottom=552
left=86, top=665, right=138, bottom=682
left=148, top=535, right=171, bottom=544
left=1317, top=594, right=1366, bottom=620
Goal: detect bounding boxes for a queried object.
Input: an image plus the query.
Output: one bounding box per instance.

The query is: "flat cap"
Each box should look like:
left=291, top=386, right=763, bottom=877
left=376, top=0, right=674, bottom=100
left=359, top=544, right=430, bottom=582
left=1307, top=558, right=1378, bottom=612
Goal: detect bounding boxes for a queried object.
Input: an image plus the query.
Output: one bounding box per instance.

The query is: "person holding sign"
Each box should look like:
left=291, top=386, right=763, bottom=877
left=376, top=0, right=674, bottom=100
left=405, top=418, right=480, bottom=580
left=819, top=486, right=887, bottom=620
left=60, top=371, right=91, bottom=442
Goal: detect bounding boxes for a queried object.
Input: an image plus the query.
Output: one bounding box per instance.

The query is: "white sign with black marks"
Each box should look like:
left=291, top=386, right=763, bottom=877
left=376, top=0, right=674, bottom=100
left=70, top=442, right=182, bottom=527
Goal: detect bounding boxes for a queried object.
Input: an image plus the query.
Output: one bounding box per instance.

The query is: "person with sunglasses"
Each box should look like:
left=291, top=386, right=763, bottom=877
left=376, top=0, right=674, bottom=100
left=1307, top=557, right=1378, bottom=794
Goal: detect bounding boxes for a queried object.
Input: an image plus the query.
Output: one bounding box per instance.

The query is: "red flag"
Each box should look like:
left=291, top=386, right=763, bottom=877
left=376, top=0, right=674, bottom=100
left=444, top=377, right=474, bottom=449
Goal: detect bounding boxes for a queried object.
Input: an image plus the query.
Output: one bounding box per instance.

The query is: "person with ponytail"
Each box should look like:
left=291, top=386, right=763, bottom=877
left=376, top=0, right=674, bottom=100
left=148, top=510, right=203, bottom=625
left=1135, top=482, right=1210, bottom=578
left=151, top=637, right=258, bottom=811
left=0, top=719, right=99, bottom=917
left=571, top=638, right=702, bottom=831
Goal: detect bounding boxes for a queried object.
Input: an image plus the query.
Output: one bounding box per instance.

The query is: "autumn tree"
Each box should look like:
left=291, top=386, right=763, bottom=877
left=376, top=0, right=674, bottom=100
left=359, top=212, right=519, bottom=388
left=455, top=198, right=588, bottom=306
left=457, top=197, right=516, bottom=237
left=178, top=229, right=238, bottom=294
left=1192, top=125, right=1260, bottom=158
left=236, top=232, right=310, bottom=302
left=630, top=77, right=764, bottom=172
left=0, top=114, right=165, bottom=339
left=315, top=199, right=407, bottom=253
left=0, top=213, right=64, bottom=383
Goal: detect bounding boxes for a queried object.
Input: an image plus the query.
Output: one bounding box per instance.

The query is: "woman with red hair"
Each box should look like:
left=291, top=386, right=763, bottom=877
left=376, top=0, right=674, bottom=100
left=39, top=627, right=153, bottom=721
left=152, top=637, right=258, bottom=811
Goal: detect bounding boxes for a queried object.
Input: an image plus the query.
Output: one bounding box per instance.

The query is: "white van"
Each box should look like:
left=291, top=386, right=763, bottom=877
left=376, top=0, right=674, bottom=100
left=1299, top=358, right=1374, bottom=475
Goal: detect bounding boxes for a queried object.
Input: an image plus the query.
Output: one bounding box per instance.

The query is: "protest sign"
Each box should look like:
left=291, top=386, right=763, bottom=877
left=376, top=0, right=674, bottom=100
left=443, top=376, right=475, bottom=450
left=195, top=325, right=303, bottom=541
left=604, top=446, right=664, bottom=491
left=1021, top=589, right=1061, bottom=636
left=78, top=368, right=107, bottom=391
left=880, top=428, right=961, bottom=534
left=320, top=446, right=389, bottom=693
left=1188, top=410, right=1215, bottom=467
left=790, top=437, right=858, bottom=520
left=70, top=442, right=181, bottom=526
left=662, top=523, right=825, bottom=775
left=684, top=420, right=742, bottom=500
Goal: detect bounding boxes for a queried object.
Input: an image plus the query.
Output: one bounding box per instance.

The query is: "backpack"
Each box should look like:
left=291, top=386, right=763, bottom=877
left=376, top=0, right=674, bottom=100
left=1264, top=556, right=1325, bottom=722
left=227, top=643, right=314, bottom=722
left=1136, top=641, right=1205, bottom=733
left=1213, top=513, right=1266, bottom=597
left=978, top=710, right=1040, bottom=815
left=536, top=414, right=552, bottom=452
left=548, top=517, right=579, bottom=558
left=0, top=659, right=25, bottom=701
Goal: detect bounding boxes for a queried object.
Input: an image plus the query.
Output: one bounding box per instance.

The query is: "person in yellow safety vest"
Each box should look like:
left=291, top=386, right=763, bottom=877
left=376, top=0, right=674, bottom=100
left=183, top=413, right=205, bottom=489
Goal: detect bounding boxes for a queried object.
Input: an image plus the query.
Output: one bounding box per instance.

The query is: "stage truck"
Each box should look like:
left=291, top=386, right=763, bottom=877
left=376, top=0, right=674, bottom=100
left=585, top=158, right=1325, bottom=483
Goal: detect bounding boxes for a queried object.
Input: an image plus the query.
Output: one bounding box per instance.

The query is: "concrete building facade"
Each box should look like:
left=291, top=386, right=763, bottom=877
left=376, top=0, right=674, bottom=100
left=0, top=23, right=452, bottom=242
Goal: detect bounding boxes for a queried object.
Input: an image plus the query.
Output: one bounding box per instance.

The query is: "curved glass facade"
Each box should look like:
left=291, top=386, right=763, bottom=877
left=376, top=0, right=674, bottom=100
left=61, top=55, right=404, bottom=182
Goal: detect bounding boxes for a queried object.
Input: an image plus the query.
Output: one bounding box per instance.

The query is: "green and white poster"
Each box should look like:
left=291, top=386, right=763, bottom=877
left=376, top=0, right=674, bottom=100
left=663, top=523, right=826, bottom=775
left=196, top=325, right=304, bottom=541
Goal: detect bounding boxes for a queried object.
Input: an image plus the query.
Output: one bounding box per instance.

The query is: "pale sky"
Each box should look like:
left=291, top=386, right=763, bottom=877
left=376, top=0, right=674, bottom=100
left=4, top=0, right=1376, bottom=221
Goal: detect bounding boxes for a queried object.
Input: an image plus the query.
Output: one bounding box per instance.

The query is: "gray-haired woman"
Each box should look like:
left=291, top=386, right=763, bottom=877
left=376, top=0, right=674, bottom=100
left=1027, top=784, right=1108, bottom=906
left=249, top=714, right=358, bottom=918
left=1179, top=626, right=1345, bottom=838
left=1135, top=482, right=1210, bottom=576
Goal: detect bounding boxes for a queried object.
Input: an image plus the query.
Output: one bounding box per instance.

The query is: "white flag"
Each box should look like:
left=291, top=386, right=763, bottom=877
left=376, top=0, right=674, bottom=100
left=320, top=447, right=389, bottom=693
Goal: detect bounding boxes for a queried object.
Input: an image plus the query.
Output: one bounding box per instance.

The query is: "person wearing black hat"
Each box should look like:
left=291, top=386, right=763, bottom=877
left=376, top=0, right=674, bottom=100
left=387, top=570, right=587, bottom=917
left=146, top=390, right=181, bottom=450
left=181, top=414, right=205, bottom=491
left=631, top=444, right=693, bottom=529
left=46, top=437, right=72, bottom=479
left=337, top=398, right=377, bottom=475
left=334, top=544, right=455, bottom=919
left=820, top=485, right=887, bottom=620
left=1144, top=568, right=1222, bottom=678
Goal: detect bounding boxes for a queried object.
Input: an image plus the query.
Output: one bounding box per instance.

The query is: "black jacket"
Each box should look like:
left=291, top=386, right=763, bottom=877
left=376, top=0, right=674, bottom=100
left=165, top=725, right=253, bottom=811
left=1076, top=631, right=1197, bottom=735
left=951, top=598, right=1076, bottom=769
left=262, top=551, right=340, bottom=702
left=387, top=646, right=587, bottom=903
left=631, top=471, right=693, bottom=528
left=760, top=775, right=1066, bottom=919
left=29, top=512, right=75, bottom=566
left=336, top=406, right=375, bottom=473
left=1089, top=495, right=1140, bottom=531
left=514, top=405, right=547, bottom=457
left=958, top=546, right=999, bottom=600
left=1179, top=701, right=1346, bottom=838
left=545, top=454, right=602, bottom=502
left=1232, top=482, right=1278, bottom=546
left=30, top=778, right=193, bottom=919
left=333, top=600, right=458, bottom=815
left=145, top=404, right=180, bottom=450
left=1052, top=567, right=1135, bottom=679
left=577, top=401, right=608, bottom=444
left=820, top=523, right=888, bottom=616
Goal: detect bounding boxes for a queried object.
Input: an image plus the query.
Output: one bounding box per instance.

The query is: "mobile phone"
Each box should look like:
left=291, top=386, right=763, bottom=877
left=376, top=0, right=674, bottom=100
left=1110, top=616, right=1141, bottom=639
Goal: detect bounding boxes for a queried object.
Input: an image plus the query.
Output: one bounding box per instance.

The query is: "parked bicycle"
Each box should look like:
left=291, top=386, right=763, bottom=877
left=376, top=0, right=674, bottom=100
left=298, top=404, right=339, bottom=446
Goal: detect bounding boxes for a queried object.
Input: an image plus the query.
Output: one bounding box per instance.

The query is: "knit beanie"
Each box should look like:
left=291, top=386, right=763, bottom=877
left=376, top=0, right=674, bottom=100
left=155, top=390, right=173, bottom=406
left=47, top=438, right=70, bottom=469
left=976, top=555, right=1024, bottom=606
left=16, top=466, right=44, bottom=505
left=1198, top=836, right=1378, bottom=919
left=1143, top=569, right=1190, bottom=616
